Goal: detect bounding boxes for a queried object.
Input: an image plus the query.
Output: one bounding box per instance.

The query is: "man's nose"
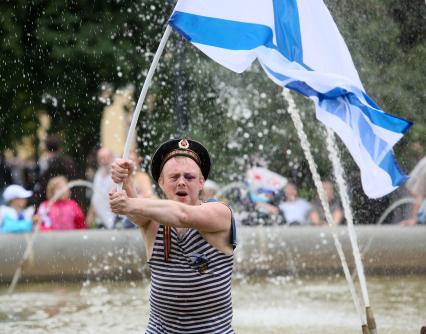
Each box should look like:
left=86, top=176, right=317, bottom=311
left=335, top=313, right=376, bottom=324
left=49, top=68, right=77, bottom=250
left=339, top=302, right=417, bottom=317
left=177, top=176, right=186, bottom=185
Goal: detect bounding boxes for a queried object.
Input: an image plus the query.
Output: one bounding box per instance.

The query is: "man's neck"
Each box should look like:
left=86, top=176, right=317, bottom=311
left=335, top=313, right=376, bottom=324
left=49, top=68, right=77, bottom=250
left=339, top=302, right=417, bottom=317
left=176, top=226, right=188, bottom=238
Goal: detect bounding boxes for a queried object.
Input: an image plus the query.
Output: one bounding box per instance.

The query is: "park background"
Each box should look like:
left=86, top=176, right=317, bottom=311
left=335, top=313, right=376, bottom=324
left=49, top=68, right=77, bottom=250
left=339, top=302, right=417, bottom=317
left=0, top=0, right=425, bottom=223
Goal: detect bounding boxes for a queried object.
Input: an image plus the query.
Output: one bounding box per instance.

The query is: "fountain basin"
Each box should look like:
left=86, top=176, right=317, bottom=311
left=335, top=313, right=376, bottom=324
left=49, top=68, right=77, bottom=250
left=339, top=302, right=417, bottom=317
left=0, top=225, right=425, bottom=283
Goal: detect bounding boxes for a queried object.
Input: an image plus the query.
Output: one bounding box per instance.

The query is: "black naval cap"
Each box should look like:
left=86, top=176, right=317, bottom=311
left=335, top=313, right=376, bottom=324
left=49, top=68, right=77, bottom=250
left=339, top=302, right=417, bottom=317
left=150, top=138, right=211, bottom=183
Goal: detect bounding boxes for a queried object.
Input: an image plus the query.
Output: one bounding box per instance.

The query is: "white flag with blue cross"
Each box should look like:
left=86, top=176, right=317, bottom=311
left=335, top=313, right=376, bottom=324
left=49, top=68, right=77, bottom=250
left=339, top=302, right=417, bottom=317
left=169, top=0, right=412, bottom=198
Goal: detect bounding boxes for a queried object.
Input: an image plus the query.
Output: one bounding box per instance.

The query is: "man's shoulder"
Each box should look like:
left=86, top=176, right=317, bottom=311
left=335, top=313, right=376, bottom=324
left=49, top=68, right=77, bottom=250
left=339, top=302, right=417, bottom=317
left=280, top=198, right=310, bottom=208
left=299, top=198, right=311, bottom=211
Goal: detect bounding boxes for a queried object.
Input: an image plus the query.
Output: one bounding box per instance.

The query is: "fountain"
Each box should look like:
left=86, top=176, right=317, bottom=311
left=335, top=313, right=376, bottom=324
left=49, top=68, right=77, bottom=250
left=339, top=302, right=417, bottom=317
left=1, top=226, right=426, bottom=333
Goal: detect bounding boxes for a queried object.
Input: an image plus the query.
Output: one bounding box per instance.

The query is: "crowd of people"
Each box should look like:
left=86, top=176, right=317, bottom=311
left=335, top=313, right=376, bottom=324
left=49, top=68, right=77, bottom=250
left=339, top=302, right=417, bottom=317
left=0, top=134, right=157, bottom=233
left=229, top=179, right=345, bottom=227
left=1, top=135, right=425, bottom=234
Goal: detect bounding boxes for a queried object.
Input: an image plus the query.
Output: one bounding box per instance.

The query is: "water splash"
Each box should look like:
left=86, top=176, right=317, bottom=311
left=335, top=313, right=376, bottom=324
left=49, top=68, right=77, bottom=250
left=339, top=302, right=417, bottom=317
left=362, top=197, right=414, bottom=257
left=283, top=88, right=365, bottom=326
left=325, top=127, right=371, bottom=306
left=216, top=181, right=246, bottom=200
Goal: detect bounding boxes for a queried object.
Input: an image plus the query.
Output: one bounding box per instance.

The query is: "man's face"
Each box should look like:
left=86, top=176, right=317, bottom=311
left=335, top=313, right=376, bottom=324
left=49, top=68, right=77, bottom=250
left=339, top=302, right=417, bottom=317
left=323, top=182, right=334, bottom=201
left=284, top=184, right=297, bottom=200
left=97, top=148, right=112, bottom=168
left=159, top=157, right=204, bottom=205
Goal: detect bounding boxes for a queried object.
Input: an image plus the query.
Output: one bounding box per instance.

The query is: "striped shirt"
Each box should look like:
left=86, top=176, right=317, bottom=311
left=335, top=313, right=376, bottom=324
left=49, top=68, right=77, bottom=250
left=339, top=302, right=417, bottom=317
left=146, top=217, right=235, bottom=334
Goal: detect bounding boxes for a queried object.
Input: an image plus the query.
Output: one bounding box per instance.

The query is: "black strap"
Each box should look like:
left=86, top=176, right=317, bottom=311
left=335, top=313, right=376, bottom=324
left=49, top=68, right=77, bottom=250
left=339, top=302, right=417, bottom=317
left=206, top=198, right=237, bottom=249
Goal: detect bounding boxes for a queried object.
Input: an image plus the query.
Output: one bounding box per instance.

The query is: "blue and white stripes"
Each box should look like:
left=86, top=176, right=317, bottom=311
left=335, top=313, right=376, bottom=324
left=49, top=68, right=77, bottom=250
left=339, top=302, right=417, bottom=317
left=169, top=0, right=412, bottom=198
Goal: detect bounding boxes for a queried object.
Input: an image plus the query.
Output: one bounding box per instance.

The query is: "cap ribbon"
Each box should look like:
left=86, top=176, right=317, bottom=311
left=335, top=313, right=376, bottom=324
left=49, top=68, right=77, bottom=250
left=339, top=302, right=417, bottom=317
left=160, top=149, right=202, bottom=171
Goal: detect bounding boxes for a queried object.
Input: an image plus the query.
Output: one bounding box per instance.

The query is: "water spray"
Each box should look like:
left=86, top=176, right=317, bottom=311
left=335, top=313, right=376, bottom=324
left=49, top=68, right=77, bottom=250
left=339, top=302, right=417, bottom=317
left=216, top=181, right=300, bottom=278
left=325, top=127, right=377, bottom=333
left=215, top=181, right=246, bottom=201
left=118, top=25, right=172, bottom=191
left=6, top=180, right=93, bottom=295
left=283, top=88, right=367, bottom=332
left=360, top=197, right=414, bottom=259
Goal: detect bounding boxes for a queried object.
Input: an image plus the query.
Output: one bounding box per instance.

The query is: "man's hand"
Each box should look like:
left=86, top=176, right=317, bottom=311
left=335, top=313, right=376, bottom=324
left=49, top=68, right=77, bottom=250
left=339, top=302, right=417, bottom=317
left=109, top=188, right=131, bottom=215
left=111, top=159, right=135, bottom=184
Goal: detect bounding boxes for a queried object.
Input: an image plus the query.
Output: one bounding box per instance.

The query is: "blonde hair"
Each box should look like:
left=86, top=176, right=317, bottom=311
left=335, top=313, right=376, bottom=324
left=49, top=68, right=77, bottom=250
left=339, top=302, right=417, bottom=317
left=46, top=176, right=68, bottom=200
left=159, top=156, right=204, bottom=180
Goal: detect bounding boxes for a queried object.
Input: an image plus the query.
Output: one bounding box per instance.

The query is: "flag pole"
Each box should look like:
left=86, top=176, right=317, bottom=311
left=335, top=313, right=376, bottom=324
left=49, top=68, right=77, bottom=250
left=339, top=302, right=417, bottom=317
left=117, top=24, right=173, bottom=191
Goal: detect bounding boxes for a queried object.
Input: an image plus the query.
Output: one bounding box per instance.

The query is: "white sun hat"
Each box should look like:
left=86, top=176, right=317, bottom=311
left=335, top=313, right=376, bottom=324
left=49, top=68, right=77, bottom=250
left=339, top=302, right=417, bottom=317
left=3, top=185, right=33, bottom=203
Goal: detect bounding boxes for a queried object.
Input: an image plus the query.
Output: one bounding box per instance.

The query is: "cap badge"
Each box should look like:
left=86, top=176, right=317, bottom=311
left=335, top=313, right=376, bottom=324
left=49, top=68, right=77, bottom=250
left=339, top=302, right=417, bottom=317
left=178, top=139, right=189, bottom=149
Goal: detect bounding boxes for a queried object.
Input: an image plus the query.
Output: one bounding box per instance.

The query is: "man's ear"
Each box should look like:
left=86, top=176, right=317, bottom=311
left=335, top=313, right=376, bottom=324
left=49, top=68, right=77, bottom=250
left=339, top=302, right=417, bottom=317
left=199, top=175, right=205, bottom=188
left=158, top=175, right=164, bottom=191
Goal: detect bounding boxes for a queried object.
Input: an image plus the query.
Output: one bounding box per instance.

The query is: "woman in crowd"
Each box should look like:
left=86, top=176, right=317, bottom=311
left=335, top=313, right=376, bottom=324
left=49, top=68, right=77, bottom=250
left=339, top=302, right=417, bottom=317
left=36, top=176, right=85, bottom=231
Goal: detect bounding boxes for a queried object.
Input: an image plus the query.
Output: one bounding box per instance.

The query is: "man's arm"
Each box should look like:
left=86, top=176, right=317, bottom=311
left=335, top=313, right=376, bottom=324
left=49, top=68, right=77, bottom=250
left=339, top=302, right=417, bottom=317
left=332, top=207, right=344, bottom=225
left=109, top=191, right=231, bottom=233
left=109, top=191, right=233, bottom=256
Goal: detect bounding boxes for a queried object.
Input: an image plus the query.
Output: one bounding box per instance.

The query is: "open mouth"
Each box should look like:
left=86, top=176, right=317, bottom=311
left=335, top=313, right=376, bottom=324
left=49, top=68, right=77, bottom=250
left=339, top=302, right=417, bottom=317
left=176, top=191, right=188, bottom=198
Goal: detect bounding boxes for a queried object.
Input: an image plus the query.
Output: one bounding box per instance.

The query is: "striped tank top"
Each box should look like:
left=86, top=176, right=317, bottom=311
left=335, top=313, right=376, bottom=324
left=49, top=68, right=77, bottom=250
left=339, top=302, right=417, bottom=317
left=146, top=212, right=236, bottom=333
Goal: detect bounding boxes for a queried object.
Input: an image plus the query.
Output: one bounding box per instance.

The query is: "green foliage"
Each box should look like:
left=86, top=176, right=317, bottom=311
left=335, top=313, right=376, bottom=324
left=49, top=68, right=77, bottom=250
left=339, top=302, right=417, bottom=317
left=0, top=0, right=173, bottom=165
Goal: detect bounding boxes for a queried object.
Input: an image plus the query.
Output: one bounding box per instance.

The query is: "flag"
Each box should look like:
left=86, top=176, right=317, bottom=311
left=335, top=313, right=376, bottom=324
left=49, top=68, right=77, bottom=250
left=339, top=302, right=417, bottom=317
left=246, top=167, right=287, bottom=203
left=169, top=0, right=412, bottom=199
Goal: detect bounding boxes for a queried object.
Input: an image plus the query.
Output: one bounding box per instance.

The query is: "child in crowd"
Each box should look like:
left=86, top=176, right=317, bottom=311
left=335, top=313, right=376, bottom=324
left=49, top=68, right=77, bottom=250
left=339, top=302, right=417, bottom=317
left=37, top=176, right=86, bottom=231
left=0, top=185, right=35, bottom=233
left=201, top=179, right=220, bottom=202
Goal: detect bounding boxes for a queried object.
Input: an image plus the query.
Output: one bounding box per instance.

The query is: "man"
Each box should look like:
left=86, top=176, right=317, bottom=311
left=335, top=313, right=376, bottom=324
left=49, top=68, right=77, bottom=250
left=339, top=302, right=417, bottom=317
left=109, top=138, right=236, bottom=333
left=86, top=147, right=116, bottom=229
left=33, top=134, right=78, bottom=207
left=308, top=180, right=344, bottom=226
left=0, top=153, right=12, bottom=204
left=279, top=182, right=311, bottom=225
left=401, top=156, right=426, bottom=225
